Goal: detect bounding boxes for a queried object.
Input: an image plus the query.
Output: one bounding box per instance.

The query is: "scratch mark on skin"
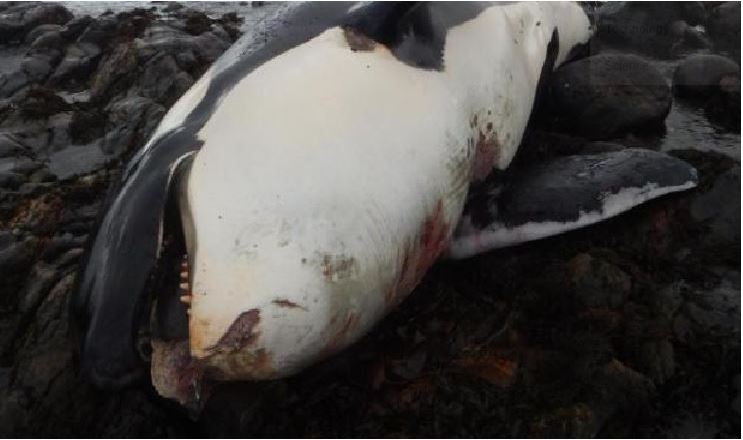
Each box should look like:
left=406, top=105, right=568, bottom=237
left=320, top=312, right=360, bottom=358
left=272, top=298, right=308, bottom=311
left=204, top=309, right=260, bottom=355
left=386, top=200, right=449, bottom=307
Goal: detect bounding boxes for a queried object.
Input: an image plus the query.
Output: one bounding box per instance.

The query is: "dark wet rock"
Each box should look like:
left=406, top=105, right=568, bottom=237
left=673, top=54, right=740, bottom=100
left=637, top=338, right=675, bottom=384
left=674, top=273, right=740, bottom=342
left=76, top=15, right=118, bottom=47
left=0, top=156, right=40, bottom=175
left=18, top=261, right=58, bottom=314
left=111, top=8, right=156, bottom=45
left=20, top=52, right=58, bottom=82
left=60, top=15, right=93, bottom=41
left=47, top=142, right=107, bottom=180
left=101, top=96, right=165, bottom=156
left=690, top=166, right=741, bottom=247
left=547, top=54, right=672, bottom=139
left=16, top=87, right=70, bottom=120
left=46, top=112, right=73, bottom=152
left=566, top=253, right=632, bottom=309
left=594, top=2, right=709, bottom=58
left=0, top=70, right=31, bottom=98
left=68, top=109, right=106, bottom=145
left=162, top=2, right=184, bottom=14
left=0, top=134, right=28, bottom=158
left=0, top=3, right=72, bottom=43
left=89, top=42, right=138, bottom=102
left=24, top=24, right=63, bottom=45
left=707, top=2, right=741, bottom=54
left=620, top=302, right=676, bottom=385
left=136, top=53, right=194, bottom=106
left=47, top=42, right=102, bottom=88
left=704, top=75, right=741, bottom=132
left=182, top=9, right=213, bottom=35
left=0, top=171, right=23, bottom=188
left=0, top=232, right=37, bottom=274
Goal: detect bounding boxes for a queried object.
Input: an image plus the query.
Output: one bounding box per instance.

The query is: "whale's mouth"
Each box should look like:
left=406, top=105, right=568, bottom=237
left=138, top=178, right=210, bottom=410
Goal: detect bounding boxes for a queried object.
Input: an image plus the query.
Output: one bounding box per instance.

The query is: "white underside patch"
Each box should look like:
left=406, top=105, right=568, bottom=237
left=448, top=180, right=698, bottom=259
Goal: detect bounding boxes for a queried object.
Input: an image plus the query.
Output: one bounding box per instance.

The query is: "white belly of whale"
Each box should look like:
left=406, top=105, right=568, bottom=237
left=177, top=2, right=591, bottom=380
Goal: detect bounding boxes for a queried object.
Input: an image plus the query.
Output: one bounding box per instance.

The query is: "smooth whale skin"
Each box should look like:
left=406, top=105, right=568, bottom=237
left=72, top=1, right=697, bottom=408
left=177, top=1, right=591, bottom=390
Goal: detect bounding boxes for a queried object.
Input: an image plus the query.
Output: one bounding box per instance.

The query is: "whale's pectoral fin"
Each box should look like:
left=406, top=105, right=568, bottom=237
left=71, top=130, right=201, bottom=388
left=448, top=149, right=698, bottom=259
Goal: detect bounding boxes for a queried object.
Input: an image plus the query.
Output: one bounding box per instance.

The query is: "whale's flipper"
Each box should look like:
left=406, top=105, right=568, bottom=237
left=71, top=130, right=200, bottom=389
left=448, top=149, right=698, bottom=259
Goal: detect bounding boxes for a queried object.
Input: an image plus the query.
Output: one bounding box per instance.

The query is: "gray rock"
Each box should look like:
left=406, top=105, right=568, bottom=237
left=566, top=253, right=632, bottom=309
left=690, top=166, right=741, bottom=246
left=705, top=75, right=741, bottom=131
left=19, top=262, right=58, bottom=314
left=46, top=112, right=73, bottom=152
left=89, top=42, right=138, bottom=102
left=47, top=42, right=102, bottom=87
left=547, top=54, right=672, bottom=139
left=47, top=142, right=107, bottom=180
left=135, top=53, right=193, bottom=106
left=595, top=2, right=708, bottom=58
left=637, top=338, right=675, bottom=384
left=0, top=171, right=24, bottom=188
left=0, top=3, right=72, bottom=42
left=20, top=52, right=58, bottom=82
left=0, top=234, right=37, bottom=272
left=102, top=96, right=165, bottom=156
left=77, top=15, right=117, bottom=47
left=0, top=70, right=30, bottom=98
left=24, top=24, right=63, bottom=45
left=0, top=157, right=40, bottom=175
left=53, top=247, right=83, bottom=269
left=673, top=54, right=740, bottom=100
left=18, top=182, right=53, bottom=196
left=0, top=133, right=27, bottom=158
left=708, top=2, right=741, bottom=54
left=60, top=15, right=93, bottom=41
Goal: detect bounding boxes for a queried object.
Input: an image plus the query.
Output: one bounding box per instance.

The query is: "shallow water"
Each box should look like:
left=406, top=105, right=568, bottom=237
left=62, top=1, right=278, bottom=31
left=663, top=100, right=741, bottom=160
left=653, top=57, right=741, bottom=161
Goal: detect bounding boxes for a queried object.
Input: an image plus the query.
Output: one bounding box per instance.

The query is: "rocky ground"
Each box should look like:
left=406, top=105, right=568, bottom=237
left=0, top=2, right=739, bottom=438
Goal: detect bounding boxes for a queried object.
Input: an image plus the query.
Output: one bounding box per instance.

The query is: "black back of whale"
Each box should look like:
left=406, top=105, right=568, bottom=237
left=71, top=1, right=531, bottom=388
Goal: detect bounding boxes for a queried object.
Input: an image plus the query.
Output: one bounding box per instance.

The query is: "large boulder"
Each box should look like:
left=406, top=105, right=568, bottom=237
left=673, top=54, right=740, bottom=99
left=546, top=54, right=672, bottom=139
left=0, top=3, right=72, bottom=43
left=673, top=54, right=741, bottom=131
left=707, top=2, right=741, bottom=54
left=594, top=2, right=710, bottom=58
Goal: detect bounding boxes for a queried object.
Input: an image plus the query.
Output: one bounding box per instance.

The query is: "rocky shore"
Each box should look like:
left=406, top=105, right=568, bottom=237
left=0, top=2, right=739, bottom=437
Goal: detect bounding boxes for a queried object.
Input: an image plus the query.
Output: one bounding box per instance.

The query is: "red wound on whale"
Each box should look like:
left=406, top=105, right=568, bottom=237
left=387, top=200, right=449, bottom=306
left=206, top=309, right=260, bottom=354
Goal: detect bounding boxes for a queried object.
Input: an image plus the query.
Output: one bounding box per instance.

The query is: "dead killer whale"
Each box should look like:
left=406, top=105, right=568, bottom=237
left=71, top=2, right=698, bottom=407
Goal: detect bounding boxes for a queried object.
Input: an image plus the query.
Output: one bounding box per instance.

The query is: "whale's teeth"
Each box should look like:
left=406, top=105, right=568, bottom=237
left=180, top=295, right=191, bottom=304
left=180, top=282, right=189, bottom=290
